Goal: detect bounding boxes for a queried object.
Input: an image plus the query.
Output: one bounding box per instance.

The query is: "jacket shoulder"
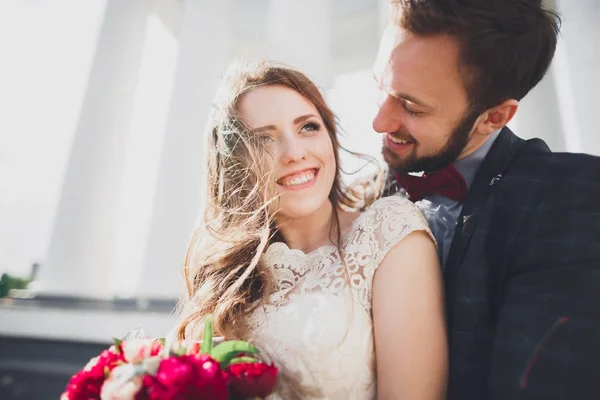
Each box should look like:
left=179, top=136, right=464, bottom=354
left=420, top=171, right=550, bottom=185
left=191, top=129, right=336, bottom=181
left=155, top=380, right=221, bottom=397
left=503, top=148, right=600, bottom=207
left=511, top=147, right=600, bottom=182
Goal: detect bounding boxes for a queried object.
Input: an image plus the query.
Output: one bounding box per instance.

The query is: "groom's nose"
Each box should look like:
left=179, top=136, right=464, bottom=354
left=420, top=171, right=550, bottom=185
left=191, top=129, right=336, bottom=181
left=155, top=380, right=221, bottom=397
left=373, top=95, right=402, bottom=134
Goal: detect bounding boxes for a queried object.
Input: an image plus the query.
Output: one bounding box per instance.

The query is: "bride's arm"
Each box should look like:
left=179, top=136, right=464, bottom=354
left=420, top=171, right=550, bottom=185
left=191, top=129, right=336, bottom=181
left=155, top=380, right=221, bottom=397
left=372, top=230, right=447, bottom=400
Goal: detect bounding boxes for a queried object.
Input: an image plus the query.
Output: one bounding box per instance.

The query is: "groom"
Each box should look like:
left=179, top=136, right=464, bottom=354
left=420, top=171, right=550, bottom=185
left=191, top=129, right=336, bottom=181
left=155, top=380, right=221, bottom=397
left=373, top=1, right=600, bottom=399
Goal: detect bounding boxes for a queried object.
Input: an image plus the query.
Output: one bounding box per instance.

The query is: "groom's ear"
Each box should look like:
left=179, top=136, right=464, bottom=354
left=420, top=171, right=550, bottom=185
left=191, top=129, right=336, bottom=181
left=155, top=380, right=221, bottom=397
left=474, top=99, right=519, bottom=136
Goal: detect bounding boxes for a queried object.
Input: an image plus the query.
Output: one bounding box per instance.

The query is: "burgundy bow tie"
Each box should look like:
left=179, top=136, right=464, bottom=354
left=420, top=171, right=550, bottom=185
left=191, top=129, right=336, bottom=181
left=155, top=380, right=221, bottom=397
left=395, top=164, right=468, bottom=202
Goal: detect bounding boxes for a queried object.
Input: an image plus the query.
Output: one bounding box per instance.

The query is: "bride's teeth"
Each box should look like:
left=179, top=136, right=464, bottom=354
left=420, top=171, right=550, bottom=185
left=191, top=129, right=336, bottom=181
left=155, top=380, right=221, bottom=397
left=281, top=171, right=315, bottom=186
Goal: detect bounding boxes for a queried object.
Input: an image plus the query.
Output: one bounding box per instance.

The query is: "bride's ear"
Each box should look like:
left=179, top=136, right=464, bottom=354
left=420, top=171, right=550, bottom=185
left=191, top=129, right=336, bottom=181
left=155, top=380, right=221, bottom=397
left=474, top=99, right=519, bottom=136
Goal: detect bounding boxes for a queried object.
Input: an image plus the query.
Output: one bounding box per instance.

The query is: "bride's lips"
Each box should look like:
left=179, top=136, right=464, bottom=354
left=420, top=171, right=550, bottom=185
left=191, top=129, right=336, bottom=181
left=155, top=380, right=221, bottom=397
left=385, top=133, right=415, bottom=154
left=276, top=168, right=319, bottom=191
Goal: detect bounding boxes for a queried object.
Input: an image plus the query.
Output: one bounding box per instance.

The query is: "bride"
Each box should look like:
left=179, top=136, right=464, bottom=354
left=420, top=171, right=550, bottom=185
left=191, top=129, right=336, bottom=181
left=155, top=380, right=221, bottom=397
left=173, top=61, right=447, bottom=399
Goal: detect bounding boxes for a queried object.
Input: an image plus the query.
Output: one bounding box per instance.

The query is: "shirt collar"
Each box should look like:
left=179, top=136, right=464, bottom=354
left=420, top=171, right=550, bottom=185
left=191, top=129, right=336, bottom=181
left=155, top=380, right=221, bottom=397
left=453, top=128, right=502, bottom=190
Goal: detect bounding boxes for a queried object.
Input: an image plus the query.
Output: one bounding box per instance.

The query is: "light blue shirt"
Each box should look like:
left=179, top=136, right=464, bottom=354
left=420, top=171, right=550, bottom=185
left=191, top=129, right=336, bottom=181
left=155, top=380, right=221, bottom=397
left=413, top=129, right=502, bottom=269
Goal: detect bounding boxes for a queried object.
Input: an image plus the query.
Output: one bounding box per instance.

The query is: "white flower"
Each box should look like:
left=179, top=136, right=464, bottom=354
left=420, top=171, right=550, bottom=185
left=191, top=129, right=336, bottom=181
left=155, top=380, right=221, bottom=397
left=100, top=364, right=143, bottom=400
left=122, top=338, right=156, bottom=364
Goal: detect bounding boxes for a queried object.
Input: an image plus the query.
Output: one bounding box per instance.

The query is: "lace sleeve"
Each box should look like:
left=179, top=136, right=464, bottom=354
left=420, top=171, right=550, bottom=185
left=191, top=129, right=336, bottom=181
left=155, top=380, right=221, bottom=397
left=369, top=196, right=436, bottom=269
left=346, top=195, right=436, bottom=301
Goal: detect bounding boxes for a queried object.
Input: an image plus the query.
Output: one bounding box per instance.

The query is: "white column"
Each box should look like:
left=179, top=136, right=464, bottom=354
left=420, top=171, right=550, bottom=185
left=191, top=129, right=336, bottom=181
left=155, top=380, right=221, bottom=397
left=552, top=0, right=598, bottom=155
left=378, top=0, right=390, bottom=37
left=267, top=0, right=333, bottom=88
left=35, top=0, right=149, bottom=298
left=548, top=36, right=582, bottom=153
left=509, top=65, right=566, bottom=151
left=510, top=0, right=599, bottom=155
left=136, top=0, right=235, bottom=299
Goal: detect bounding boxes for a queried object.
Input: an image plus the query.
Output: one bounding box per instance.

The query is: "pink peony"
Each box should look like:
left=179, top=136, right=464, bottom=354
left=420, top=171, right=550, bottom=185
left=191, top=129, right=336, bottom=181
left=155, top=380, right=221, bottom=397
left=142, top=354, right=228, bottom=400
left=226, top=362, right=278, bottom=399
left=61, top=346, right=125, bottom=400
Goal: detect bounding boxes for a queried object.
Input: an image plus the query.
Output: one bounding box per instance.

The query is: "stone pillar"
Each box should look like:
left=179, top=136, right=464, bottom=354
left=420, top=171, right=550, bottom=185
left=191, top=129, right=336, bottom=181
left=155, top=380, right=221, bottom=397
left=510, top=0, right=589, bottom=153
left=267, top=0, right=333, bottom=88
left=549, top=32, right=582, bottom=153
left=35, top=0, right=149, bottom=298
left=135, top=0, right=235, bottom=299
left=509, top=64, right=567, bottom=151
left=552, top=0, right=597, bottom=154
left=378, top=0, right=390, bottom=37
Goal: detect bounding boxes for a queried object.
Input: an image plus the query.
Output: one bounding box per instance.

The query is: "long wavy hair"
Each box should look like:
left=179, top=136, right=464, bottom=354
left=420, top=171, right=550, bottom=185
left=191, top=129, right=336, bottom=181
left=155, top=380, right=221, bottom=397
left=174, top=61, right=381, bottom=343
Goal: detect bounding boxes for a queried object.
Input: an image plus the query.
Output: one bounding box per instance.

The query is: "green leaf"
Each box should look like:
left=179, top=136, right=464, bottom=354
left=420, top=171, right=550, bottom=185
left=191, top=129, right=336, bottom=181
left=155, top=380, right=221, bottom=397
left=158, top=337, right=166, bottom=347
left=201, top=316, right=213, bottom=354
left=112, top=338, right=122, bottom=354
left=210, top=341, right=258, bottom=363
left=221, top=356, right=257, bottom=369
left=175, top=342, right=187, bottom=356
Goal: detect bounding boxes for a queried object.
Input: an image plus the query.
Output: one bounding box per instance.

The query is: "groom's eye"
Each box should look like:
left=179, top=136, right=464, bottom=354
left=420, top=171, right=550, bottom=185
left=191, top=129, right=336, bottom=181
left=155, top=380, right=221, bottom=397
left=402, top=101, right=424, bottom=116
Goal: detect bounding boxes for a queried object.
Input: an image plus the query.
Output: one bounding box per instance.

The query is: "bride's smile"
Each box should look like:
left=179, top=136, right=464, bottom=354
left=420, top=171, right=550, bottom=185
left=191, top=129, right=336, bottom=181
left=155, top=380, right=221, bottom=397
left=276, top=167, right=319, bottom=190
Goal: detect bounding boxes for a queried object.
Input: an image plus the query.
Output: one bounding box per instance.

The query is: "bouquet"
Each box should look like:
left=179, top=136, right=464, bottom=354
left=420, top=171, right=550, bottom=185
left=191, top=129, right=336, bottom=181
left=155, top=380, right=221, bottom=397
left=61, top=317, right=278, bottom=400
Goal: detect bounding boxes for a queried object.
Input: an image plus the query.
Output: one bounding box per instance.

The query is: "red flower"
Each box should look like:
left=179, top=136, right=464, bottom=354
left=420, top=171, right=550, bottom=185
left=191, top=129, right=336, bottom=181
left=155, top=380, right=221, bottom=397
left=226, top=362, right=278, bottom=399
left=187, top=341, right=201, bottom=355
left=61, top=346, right=125, bottom=400
left=142, top=354, right=228, bottom=400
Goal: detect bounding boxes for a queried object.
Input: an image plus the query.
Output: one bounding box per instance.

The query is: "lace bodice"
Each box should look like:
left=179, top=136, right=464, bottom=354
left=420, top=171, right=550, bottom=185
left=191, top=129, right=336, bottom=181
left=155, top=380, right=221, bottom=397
left=248, top=196, right=435, bottom=399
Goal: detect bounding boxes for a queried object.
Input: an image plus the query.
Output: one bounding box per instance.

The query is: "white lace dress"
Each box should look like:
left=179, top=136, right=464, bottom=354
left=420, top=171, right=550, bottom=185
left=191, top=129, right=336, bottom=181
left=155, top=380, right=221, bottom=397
left=248, top=196, right=435, bottom=399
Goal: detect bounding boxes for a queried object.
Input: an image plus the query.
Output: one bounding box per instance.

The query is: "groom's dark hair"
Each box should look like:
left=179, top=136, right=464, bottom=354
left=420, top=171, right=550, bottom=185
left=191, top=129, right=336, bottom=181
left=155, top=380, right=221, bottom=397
left=389, top=0, right=561, bottom=111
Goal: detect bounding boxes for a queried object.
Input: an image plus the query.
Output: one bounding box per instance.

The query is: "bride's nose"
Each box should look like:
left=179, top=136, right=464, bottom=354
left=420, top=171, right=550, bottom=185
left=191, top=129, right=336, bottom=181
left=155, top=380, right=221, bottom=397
left=280, top=137, right=307, bottom=165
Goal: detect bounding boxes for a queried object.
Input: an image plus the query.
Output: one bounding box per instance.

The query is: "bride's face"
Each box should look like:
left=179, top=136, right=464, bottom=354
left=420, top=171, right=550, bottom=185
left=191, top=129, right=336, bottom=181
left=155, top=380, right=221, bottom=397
left=237, top=84, right=336, bottom=221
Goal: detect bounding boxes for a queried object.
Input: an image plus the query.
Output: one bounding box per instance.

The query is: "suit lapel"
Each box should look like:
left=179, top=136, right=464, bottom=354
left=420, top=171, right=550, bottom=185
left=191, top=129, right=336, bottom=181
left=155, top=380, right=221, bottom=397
left=443, top=128, right=526, bottom=313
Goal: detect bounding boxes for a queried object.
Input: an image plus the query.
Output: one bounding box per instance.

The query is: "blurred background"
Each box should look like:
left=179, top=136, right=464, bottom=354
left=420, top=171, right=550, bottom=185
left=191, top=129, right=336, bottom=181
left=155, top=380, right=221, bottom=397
left=0, top=0, right=598, bottom=398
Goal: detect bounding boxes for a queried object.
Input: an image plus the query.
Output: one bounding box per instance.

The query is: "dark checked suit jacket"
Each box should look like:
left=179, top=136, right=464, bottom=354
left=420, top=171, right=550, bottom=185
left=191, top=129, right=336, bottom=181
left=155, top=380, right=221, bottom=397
left=383, top=127, right=600, bottom=399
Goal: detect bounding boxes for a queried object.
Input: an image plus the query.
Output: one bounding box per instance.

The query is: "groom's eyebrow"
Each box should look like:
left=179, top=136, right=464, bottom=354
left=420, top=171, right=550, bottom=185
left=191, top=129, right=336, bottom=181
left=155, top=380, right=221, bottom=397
left=395, top=93, right=430, bottom=108
left=373, top=72, right=432, bottom=109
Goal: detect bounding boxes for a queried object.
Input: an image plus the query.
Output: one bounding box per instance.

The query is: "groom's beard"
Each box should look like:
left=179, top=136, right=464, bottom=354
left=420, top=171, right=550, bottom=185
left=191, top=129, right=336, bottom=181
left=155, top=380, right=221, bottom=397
left=383, top=109, right=480, bottom=174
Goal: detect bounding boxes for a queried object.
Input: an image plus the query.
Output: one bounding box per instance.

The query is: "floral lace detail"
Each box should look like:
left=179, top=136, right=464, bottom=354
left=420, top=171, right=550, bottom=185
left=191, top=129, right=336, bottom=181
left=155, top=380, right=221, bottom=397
left=258, top=195, right=434, bottom=313
left=249, top=195, right=435, bottom=399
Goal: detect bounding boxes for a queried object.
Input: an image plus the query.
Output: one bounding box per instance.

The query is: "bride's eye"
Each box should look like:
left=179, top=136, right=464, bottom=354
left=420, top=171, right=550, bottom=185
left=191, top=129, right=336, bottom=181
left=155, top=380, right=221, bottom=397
left=300, top=121, right=321, bottom=133
left=256, top=134, right=273, bottom=144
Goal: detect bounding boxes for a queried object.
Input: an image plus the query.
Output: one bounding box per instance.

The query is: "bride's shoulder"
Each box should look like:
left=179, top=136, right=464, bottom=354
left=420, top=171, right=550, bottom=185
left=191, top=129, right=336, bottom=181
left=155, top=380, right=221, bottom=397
left=346, top=194, right=426, bottom=235
left=366, top=194, right=420, bottom=215
left=343, top=194, right=434, bottom=267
